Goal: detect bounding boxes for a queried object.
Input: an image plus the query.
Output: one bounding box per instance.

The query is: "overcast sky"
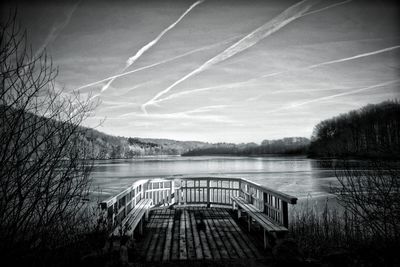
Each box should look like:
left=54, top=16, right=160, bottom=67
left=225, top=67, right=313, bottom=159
left=4, top=0, right=400, bottom=143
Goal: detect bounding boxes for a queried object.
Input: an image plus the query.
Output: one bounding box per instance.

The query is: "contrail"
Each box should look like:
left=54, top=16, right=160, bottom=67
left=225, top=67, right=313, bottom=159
left=150, top=73, right=278, bottom=105
left=142, top=0, right=356, bottom=111
left=303, top=0, right=352, bottom=17
left=149, top=71, right=286, bottom=105
left=308, top=45, right=400, bottom=69
left=75, top=35, right=240, bottom=91
left=265, top=80, right=400, bottom=114
left=80, top=0, right=352, bottom=101
left=270, top=86, right=351, bottom=94
left=245, top=86, right=351, bottom=102
left=119, top=105, right=233, bottom=123
left=141, top=0, right=319, bottom=113
left=125, top=0, right=204, bottom=68
left=100, top=0, right=205, bottom=93
left=152, top=44, right=400, bottom=105
left=34, top=1, right=80, bottom=58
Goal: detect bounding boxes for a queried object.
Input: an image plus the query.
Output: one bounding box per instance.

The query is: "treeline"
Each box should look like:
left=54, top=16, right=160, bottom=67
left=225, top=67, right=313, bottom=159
left=309, top=100, right=400, bottom=158
left=81, top=128, right=209, bottom=159
left=182, top=137, right=310, bottom=156
left=83, top=100, right=400, bottom=159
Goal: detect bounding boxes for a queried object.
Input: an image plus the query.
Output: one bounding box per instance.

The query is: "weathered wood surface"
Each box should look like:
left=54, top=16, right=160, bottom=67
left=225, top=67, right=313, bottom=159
left=231, top=196, right=288, bottom=249
left=231, top=196, right=287, bottom=232
left=139, top=207, right=266, bottom=262
left=112, top=198, right=152, bottom=236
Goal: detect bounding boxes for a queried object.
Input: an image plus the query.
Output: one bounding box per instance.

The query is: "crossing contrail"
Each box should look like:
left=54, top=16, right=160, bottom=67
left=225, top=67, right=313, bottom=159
left=141, top=0, right=320, bottom=113
left=265, top=80, right=400, bottom=114
left=99, top=0, right=205, bottom=93
left=141, top=0, right=358, bottom=112
left=75, top=35, right=240, bottom=91
left=151, top=71, right=284, bottom=105
left=308, top=45, right=400, bottom=69
left=151, top=44, right=400, bottom=105
left=77, top=0, right=352, bottom=93
left=303, top=0, right=352, bottom=17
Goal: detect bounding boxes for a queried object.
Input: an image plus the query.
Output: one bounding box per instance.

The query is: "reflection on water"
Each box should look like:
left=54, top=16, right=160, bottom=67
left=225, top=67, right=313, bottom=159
left=91, top=156, right=344, bottom=206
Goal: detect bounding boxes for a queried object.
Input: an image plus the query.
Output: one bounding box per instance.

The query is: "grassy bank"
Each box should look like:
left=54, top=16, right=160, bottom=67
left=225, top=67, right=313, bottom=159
left=289, top=200, right=400, bottom=266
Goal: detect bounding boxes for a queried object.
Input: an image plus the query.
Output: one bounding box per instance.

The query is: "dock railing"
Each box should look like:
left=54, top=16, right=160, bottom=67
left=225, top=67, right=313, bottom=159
left=100, top=177, right=297, bottom=231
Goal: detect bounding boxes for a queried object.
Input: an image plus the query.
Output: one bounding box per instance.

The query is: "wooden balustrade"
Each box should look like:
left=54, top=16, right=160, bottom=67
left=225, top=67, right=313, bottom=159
left=100, top=176, right=297, bottom=230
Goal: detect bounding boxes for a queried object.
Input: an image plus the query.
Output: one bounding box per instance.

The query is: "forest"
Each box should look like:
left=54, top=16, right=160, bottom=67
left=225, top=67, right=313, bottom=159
left=80, top=128, right=210, bottom=159
left=69, top=100, right=400, bottom=159
left=182, top=137, right=310, bottom=156
left=82, top=130, right=309, bottom=159
left=308, top=100, right=400, bottom=158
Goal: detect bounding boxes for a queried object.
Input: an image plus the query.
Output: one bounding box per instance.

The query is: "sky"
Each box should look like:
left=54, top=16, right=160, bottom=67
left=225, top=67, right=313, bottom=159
left=3, top=0, right=400, bottom=143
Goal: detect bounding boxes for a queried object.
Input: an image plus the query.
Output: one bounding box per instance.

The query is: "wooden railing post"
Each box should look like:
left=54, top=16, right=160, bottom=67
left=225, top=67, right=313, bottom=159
left=207, top=178, right=210, bottom=207
left=171, top=181, right=175, bottom=204
left=142, top=181, right=147, bottom=199
left=282, top=201, right=288, bottom=228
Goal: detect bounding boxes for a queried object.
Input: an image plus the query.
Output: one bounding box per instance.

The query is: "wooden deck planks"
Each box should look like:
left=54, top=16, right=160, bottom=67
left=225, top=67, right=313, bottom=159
left=202, top=208, right=222, bottom=259
left=140, top=209, right=158, bottom=256
left=214, top=208, right=245, bottom=259
left=146, top=209, right=166, bottom=261
left=153, top=209, right=170, bottom=261
left=185, top=210, right=197, bottom=259
left=194, top=208, right=213, bottom=260
left=222, top=209, right=264, bottom=258
left=140, top=207, right=265, bottom=262
left=209, top=208, right=238, bottom=259
left=189, top=209, right=204, bottom=259
left=178, top=209, right=188, bottom=260
left=162, top=209, right=174, bottom=261
left=219, top=208, right=262, bottom=259
left=203, top=208, right=227, bottom=259
left=170, top=209, right=181, bottom=260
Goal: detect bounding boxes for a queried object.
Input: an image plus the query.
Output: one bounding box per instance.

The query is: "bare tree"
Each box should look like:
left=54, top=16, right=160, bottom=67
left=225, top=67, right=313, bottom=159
left=0, top=12, right=97, bottom=263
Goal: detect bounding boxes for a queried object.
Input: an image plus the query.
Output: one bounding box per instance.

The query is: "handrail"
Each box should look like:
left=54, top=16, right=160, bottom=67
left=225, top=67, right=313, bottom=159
left=239, top=177, right=297, bottom=204
left=100, top=176, right=297, bottom=231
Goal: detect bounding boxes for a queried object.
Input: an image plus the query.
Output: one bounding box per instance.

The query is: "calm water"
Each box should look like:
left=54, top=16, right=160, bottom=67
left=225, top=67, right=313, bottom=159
left=90, top=156, right=340, bottom=208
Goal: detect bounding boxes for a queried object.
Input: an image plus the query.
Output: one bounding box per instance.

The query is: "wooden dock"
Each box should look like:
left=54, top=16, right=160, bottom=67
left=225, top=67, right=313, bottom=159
left=100, top=177, right=298, bottom=265
left=136, top=207, right=265, bottom=262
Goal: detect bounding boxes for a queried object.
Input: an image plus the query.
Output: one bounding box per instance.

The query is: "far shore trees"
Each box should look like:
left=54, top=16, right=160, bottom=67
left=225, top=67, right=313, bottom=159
left=0, top=12, right=97, bottom=265
left=309, top=100, right=400, bottom=158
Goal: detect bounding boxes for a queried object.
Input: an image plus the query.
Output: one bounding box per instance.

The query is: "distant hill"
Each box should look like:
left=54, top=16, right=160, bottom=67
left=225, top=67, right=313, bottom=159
left=182, top=137, right=310, bottom=156
left=82, top=126, right=311, bottom=159
left=81, top=128, right=211, bottom=159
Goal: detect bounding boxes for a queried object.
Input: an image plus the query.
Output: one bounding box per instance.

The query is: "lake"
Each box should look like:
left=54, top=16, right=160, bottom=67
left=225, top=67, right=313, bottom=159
left=90, top=155, right=341, bottom=210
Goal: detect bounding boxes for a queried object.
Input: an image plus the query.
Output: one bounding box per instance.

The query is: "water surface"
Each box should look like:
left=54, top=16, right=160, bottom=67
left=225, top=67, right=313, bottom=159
left=91, top=156, right=340, bottom=208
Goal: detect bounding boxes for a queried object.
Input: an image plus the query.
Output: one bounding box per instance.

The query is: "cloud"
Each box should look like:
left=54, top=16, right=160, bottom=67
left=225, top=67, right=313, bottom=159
left=141, top=0, right=320, bottom=112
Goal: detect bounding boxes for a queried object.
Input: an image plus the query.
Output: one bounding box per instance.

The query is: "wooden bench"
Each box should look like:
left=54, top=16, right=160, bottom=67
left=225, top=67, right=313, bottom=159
left=231, top=196, right=288, bottom=248
left=113, top=198, right=153, bottom=237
